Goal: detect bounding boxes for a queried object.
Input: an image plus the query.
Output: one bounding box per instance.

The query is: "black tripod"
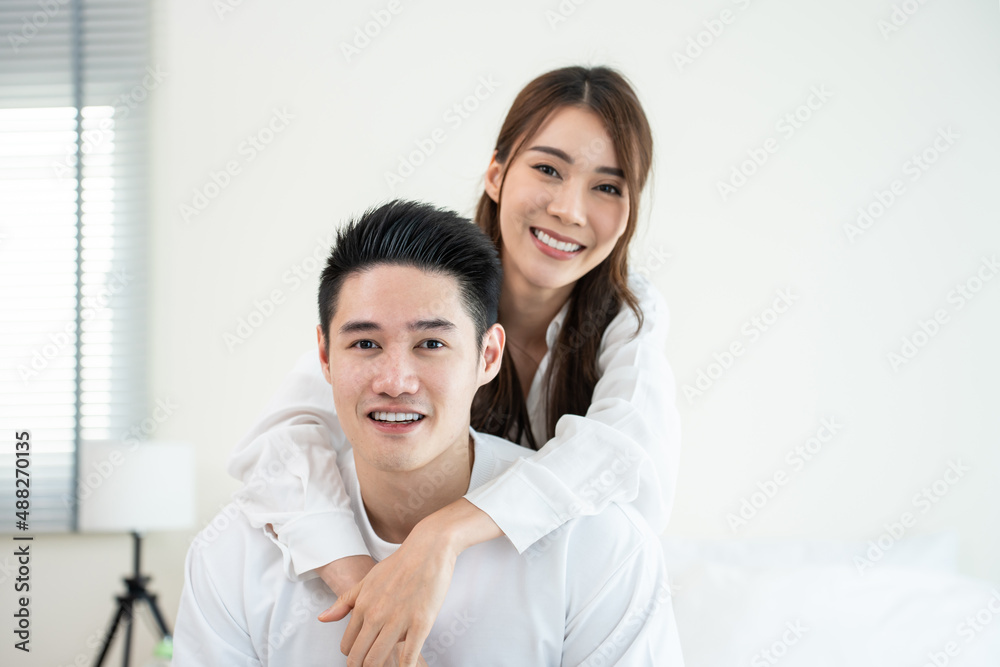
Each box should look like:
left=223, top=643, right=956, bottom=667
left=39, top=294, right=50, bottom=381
left=93, top=532, right=172, bottom=667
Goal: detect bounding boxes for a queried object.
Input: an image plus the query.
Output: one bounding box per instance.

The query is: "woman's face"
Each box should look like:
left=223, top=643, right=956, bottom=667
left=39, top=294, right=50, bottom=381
left=485, top=106, right=630, bottom=293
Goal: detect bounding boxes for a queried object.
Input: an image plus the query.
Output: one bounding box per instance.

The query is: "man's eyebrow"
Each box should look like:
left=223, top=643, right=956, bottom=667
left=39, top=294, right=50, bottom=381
left=409, top=318, right=456, bottom=332
left=526, top=145, right=625, bottom=179
left=338, top=318, right=457, bottom=335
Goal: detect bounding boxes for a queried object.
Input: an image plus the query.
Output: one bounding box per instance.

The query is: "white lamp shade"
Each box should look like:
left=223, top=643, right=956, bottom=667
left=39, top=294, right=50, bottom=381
left=78, top=440, right=196, bottom=533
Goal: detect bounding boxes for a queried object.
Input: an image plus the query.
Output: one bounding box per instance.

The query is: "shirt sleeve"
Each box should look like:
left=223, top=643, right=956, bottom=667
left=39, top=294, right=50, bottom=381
left=173, top=541, right=263, bottom=667
left=226, top=349, right=369, bottom=580
left=465, top=275, right=681, bottom=553
left=562, top=513, right=685, bottom=666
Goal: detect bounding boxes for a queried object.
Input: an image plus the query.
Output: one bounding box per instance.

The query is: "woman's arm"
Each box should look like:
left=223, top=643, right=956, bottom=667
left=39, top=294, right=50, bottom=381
left=466, top=272, right=680, bottom=548
left=328, top=274, right=680, bottom=667
left=227, top=349, right=373, bottom=583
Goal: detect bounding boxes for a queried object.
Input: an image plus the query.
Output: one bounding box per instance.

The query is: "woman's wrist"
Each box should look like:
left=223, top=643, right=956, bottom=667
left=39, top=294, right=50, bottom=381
left=316, top=554, right=376, bottom=597
left=415, top=497, right=504, bottom=555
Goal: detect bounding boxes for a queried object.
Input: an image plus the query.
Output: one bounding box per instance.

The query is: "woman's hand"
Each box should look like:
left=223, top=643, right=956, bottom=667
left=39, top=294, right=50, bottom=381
left=317, top=498, right=502, bottom=667
left=316, top=554, right=377, bottom=597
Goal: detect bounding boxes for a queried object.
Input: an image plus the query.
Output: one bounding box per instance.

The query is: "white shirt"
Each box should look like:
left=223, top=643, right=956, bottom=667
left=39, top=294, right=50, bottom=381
left=227, top=273, right=681, bottom=576
left=177, top=431, right=685, bottom=666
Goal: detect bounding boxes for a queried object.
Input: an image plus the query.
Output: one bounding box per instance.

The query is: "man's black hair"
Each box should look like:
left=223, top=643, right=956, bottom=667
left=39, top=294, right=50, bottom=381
left=318, top=199, right=502, bottom=350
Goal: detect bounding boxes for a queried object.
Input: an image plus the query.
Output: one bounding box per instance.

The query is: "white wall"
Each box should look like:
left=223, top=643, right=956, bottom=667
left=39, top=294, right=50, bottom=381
left=3, top=0, right=998, bottom=664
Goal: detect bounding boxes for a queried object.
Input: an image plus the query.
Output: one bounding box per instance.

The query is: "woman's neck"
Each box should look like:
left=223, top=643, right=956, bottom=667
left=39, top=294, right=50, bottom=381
left=498, top=255, right=574, bottom=349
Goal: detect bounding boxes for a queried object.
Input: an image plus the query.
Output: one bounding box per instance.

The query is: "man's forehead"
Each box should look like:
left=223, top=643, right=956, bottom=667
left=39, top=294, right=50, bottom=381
left=334, top=265, right=467, bottom=330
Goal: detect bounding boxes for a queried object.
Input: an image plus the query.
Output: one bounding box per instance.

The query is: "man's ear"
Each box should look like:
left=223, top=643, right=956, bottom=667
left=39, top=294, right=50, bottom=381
left=484, top=150, right=503, bottom=204
left=478, top=323, right=505, bottom=387
left=316, top=324, right=333, bottom=385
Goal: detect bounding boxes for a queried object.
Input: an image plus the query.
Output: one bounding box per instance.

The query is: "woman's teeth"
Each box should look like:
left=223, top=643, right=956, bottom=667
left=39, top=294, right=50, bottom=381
left=533, top=228, right=582, bottom=253
left=371, top=412, right=424, bottom=423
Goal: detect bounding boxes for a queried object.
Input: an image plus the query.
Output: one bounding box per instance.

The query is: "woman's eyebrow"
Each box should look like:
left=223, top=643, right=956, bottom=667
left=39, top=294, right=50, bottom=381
left=527, top=145, right=624, bottom=178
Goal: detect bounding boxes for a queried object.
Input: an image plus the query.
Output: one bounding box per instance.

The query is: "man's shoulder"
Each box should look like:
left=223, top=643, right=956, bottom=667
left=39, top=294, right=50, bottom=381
left=524, top=503, right=665, bottom=590
left=187, top=504, right=279, bottom=590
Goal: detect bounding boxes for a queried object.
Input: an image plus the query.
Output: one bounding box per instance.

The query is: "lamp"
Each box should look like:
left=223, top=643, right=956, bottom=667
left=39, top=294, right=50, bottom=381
left=78, top=440, right=195, bottom=667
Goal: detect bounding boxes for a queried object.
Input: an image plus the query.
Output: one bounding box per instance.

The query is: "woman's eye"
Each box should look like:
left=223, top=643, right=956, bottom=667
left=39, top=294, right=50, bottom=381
left=596, top=183, right=623, bottom=196
left=534, top=164, right=559, bottom=178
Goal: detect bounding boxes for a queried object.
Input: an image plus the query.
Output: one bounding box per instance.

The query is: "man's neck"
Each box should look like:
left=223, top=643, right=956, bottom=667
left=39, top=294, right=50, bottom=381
left=355, top=431, right=475, bottom=544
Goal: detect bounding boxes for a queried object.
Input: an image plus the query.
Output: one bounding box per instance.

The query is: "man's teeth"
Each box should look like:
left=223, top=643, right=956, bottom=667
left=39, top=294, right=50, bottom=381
left=371, top=412, right=424, bottom=423
left=533, top=228, right=582, bottom=253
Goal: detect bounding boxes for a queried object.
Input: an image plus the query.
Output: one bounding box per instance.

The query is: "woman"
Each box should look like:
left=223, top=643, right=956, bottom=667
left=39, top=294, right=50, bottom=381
left=227, top=65, right=681, bottom=666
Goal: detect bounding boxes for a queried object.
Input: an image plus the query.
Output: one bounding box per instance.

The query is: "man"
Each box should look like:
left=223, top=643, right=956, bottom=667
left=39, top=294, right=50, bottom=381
left=174, top=200, right=682, bottom=665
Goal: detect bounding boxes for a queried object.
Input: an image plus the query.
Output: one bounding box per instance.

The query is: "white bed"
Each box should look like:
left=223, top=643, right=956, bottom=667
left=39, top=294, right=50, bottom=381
left=661, top=534, right=1000, bottom=666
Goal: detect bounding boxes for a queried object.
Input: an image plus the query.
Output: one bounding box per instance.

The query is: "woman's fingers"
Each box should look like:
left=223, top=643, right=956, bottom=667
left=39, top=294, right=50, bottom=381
left=364, top=627, right=405, bottom=667
left=344, top=614, right=383, bottom=666
left=317, top=599, right=350, bottom=623
left=319, top=581, right=360, bottom=623
left=335, top=517, right=459, bottom=665
left=398, top=623, right=433, bottom=667
left=339, top=594, right=367, bottom=656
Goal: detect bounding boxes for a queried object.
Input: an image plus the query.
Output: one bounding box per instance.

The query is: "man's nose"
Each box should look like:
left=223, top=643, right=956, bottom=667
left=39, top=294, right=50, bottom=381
left=371, top=349, right=419, bottom=397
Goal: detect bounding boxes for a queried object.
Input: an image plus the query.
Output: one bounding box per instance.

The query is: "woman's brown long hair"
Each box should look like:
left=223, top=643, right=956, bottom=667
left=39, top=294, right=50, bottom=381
left=470, top=66, right=654, bottom=450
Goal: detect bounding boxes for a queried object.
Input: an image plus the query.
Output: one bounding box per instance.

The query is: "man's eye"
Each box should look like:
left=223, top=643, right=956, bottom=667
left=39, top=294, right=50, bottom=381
left=352, top=340, right=378, bottom=349
left=420, top=340, right=445, bottom=349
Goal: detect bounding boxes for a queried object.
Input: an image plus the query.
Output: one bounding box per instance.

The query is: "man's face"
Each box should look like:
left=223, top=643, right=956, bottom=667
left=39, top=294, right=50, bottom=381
left=318, top=264, right=503, bottom=474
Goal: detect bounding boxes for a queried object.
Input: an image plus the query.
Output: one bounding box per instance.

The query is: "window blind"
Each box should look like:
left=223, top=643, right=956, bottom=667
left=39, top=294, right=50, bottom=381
left=0, top=0, right=150, bottom=532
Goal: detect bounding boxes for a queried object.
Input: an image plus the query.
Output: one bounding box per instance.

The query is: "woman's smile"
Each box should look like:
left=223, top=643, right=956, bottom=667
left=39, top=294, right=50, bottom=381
left=529, top=226, right=586, bottom=260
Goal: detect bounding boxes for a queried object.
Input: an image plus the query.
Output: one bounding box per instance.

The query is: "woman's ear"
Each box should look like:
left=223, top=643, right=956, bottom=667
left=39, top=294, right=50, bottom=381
left=484, top=150, right=503, bottom=204
left=478, top=323, right=505, bottom=386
